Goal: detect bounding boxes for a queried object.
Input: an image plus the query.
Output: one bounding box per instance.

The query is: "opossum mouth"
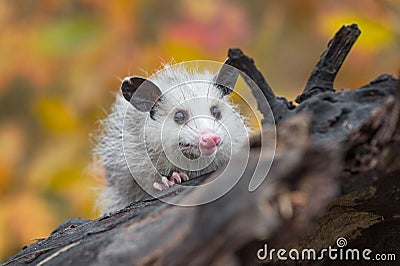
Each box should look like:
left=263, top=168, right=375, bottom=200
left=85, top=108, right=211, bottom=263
left=179, top=143, right=200, bottom=159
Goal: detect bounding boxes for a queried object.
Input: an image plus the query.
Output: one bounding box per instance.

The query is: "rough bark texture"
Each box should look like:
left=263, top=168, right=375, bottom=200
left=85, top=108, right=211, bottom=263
left=4, top=24, right=400, bottom=265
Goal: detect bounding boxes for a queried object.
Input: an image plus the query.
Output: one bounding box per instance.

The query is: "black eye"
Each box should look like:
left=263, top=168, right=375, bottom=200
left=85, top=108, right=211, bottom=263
left=174, top=110, right=187, bottom=124
left=210, top=106, right=221, bottom=119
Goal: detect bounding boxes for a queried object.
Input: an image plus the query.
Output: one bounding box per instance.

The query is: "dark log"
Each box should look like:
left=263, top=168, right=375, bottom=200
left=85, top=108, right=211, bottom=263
left=295, top=24, right=361, bottom=104
left=3, top=24, right=400, bottom=265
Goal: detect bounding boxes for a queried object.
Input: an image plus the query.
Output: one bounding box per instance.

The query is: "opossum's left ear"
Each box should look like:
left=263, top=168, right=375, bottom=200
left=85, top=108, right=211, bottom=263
left=214, top=61, right=239, bottom=96
left=121, top=77, right=162, bottom=112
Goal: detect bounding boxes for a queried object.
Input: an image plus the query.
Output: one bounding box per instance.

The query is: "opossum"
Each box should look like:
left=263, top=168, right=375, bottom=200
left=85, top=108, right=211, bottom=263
left=94, top=62, right=251, bottom=213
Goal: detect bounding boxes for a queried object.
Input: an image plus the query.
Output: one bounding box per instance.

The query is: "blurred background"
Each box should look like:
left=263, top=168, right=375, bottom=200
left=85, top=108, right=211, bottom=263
left=0, top=0, right=399, bottom=260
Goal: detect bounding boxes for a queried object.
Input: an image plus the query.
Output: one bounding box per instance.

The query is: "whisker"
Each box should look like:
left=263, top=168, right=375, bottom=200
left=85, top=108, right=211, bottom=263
left=184, top=123, right=200, bottom=135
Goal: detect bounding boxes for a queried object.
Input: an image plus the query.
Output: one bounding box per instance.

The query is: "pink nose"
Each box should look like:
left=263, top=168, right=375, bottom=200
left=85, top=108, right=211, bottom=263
left=198, top=131, right=220, bottom=156
left=199, top=130, right=221, bottom=148
left=201, top=135, right=221, bottom=147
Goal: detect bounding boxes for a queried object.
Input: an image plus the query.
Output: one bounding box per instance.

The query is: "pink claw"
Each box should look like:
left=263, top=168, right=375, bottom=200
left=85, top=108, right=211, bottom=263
left=179, top=172, right=189, bottom=181
left=161, top=176, right=175, bottom=187
left=171, top=172, right=181, bottom=184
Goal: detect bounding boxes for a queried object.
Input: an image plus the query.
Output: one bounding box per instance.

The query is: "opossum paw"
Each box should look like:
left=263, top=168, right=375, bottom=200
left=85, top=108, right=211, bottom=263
left=152, top=175, right=177, bottom=191
left=153, top=172, right=189, bottom=191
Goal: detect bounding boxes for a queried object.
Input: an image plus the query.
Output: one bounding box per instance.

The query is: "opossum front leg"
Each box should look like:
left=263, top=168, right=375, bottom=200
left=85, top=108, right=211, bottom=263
left=152, top=172, right=189, bottom=191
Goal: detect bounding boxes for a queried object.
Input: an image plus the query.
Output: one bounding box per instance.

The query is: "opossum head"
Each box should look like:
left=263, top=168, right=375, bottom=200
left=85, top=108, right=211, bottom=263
left=121, top=63, right=249, bottom=172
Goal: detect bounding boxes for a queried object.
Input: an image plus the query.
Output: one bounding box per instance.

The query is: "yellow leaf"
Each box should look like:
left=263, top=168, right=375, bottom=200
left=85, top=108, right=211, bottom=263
left=35, top=98, right=79, bottom=133
left=319, top=12, right=394, bottom=52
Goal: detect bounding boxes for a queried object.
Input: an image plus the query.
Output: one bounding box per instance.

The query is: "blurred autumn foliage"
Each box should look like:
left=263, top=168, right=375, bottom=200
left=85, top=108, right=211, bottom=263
left=0, top=0, right=399, bottom=260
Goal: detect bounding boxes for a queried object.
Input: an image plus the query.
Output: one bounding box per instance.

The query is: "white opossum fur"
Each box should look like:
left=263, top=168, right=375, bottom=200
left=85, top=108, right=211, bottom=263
left=94, top=63, right=250, bottom=213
